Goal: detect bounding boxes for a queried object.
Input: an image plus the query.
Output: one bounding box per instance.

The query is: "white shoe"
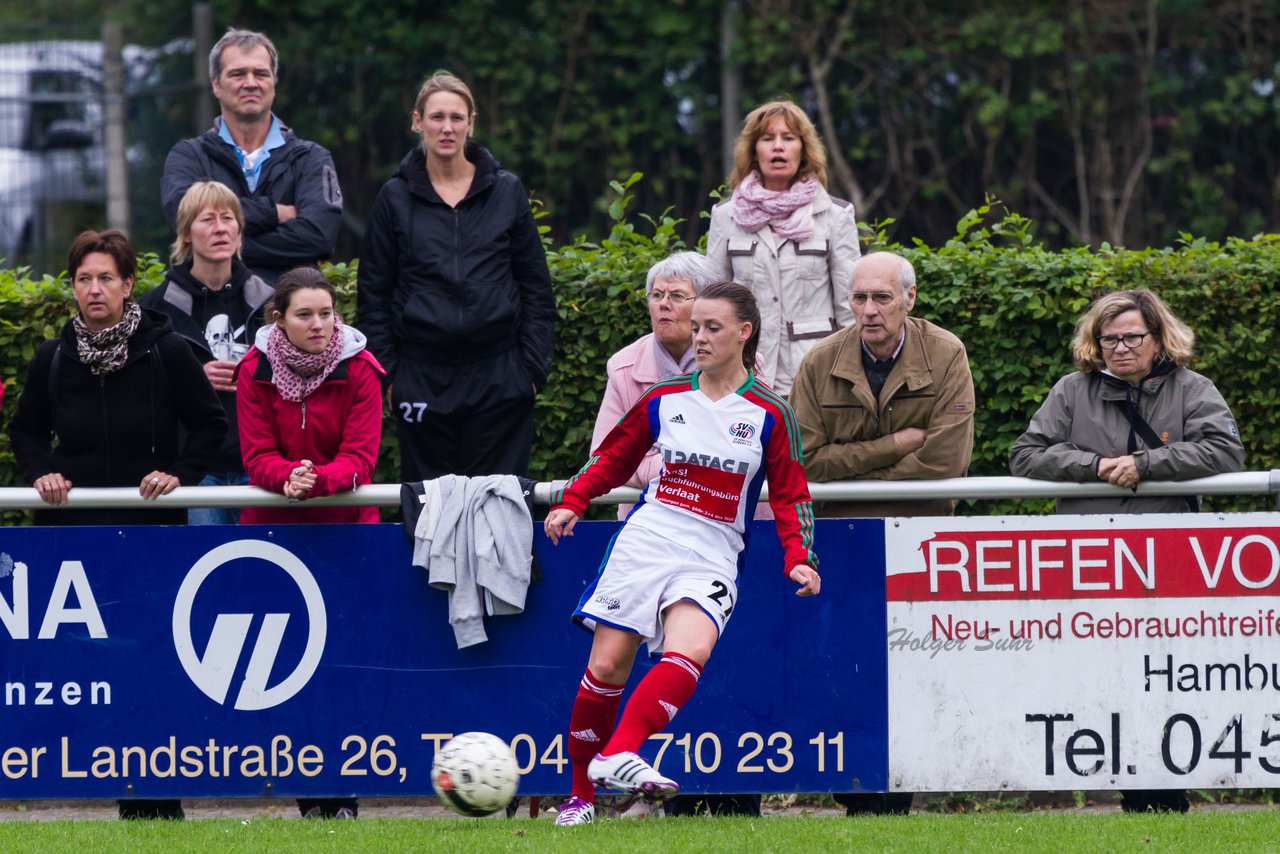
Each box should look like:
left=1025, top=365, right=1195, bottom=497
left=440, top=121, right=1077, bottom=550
left=588, top=751, right=679, bottom=800
left=554, top=796, right=594, bottom=826
left=615, top=795, right=664, bottom=819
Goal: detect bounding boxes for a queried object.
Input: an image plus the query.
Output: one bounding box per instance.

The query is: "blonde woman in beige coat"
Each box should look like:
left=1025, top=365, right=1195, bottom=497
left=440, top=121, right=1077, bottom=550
left=707, top=99, right=860, bottom=397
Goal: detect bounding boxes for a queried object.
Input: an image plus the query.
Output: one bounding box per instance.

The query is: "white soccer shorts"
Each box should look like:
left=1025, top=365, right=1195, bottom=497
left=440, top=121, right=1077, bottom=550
left=573, top=523, right=740, bottom=654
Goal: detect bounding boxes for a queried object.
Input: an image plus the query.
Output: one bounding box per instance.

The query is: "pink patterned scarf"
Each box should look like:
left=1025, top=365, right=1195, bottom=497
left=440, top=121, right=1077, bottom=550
left=730, top=171, right=819, bottom=241
left=265, top=318, right=345, bottom=402
left=652, top=336, right=696, bottom=379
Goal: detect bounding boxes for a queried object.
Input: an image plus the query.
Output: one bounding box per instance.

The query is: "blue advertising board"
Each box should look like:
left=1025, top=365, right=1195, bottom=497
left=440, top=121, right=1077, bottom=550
left=0, top=519, right=886, bottom=799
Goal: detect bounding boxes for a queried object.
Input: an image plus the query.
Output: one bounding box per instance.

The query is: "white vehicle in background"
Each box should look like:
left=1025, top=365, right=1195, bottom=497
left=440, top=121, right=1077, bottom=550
left=0, top=40, right=157, bottom=264
left=0, top=41, right=104, bottom=263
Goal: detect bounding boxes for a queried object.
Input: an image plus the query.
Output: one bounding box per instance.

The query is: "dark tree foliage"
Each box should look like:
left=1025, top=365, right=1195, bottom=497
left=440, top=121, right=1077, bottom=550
left=5, top=1, right=1280, bottom=252
left=736, top=0, right=1280, bottom=248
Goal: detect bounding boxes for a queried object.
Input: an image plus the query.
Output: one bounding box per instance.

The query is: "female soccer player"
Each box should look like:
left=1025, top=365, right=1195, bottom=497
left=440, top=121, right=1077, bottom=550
left=544, top=281, right=820, bottom=826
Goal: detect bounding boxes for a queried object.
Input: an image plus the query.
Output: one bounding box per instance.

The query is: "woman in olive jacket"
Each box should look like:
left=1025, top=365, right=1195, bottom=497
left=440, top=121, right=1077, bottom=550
left=1011, top=288, right=1244, bottom=814
left=357, top=72, right=555, bottom=484
left=1010, top=288, right=1243, bottom=516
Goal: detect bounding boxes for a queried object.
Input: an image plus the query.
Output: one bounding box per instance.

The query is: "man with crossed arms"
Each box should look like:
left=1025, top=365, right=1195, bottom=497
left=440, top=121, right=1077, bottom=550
left=790, top=250, right=975, bottom=814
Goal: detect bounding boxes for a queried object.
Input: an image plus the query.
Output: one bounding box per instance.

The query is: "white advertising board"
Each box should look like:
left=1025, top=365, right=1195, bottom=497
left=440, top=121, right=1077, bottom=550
left=886, top=513, right=1280, bottom=791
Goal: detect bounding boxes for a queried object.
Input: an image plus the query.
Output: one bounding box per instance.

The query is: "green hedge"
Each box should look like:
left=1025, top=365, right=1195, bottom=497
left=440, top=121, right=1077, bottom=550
left=1, top=189, right=1276, bottom=515
left=875, top=201, right=1279, bottom=512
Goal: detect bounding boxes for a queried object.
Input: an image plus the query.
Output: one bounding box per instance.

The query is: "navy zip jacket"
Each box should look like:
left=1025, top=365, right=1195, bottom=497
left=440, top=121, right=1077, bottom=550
left=160, top=117, right=343, bottom=283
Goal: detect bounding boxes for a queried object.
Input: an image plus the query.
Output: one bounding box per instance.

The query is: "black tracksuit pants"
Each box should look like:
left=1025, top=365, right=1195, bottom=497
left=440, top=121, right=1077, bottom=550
left=392, top=348, right=536, bottom=483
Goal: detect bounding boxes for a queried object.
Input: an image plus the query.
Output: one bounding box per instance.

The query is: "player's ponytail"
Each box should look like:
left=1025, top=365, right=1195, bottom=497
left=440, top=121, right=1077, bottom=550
left=700, top=280, right=760, bottom=373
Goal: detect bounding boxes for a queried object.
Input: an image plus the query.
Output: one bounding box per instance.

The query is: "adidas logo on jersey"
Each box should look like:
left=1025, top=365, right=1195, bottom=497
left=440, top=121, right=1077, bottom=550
left=659, top=700, right=679, bottom=722
left=668, top=413, right=686, bottom=424
left=571, top=728, right=601, bottom=742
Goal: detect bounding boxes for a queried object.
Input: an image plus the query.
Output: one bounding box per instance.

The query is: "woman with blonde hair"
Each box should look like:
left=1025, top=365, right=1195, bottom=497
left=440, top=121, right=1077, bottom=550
left=1011, top=287, right=1243, bottom=518
left=358, top=71, right=555, bottom=484
left=706, top=99, right=860, bottom=397
left=141, top=180, right=274, bottom=524
left=1011, top=288, right=1244, bottom=813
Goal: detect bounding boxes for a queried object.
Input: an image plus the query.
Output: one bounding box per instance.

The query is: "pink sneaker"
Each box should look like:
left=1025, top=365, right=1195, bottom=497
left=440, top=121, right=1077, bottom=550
left=554, top=796, right=595, bottom=826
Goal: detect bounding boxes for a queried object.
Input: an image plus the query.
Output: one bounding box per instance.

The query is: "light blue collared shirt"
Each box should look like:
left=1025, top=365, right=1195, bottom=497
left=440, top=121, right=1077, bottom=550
left=218, top=116, right=286, bottom=192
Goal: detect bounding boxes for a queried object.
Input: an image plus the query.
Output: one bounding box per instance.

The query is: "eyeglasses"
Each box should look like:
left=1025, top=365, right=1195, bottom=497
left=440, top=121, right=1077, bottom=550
left=1097, top=332, right=1151, bottom=350
left=649, top=290, right=693, bottom=304
left=851, top=291, right=897, bottom=306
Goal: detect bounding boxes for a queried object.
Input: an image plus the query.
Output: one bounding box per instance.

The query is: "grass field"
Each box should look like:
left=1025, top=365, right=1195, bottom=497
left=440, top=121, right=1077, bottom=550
left=1, top=810, right=1278, bottom=853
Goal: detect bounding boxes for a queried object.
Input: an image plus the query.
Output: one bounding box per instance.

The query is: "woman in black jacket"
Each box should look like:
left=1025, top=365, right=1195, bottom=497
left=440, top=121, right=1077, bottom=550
left=141, top=181, right=273, bottom=524
left=10, top=229, right=227, bottom=529
left=357, top=71, right=555, bottom=483
left=9, top=229, right=226, bottom=820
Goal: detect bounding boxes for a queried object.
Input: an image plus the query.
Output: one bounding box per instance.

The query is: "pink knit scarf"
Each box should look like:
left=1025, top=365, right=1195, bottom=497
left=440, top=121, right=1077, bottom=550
left=265, top=319, right=345, bottom=402
left=730, top=171, right=819, bottom=241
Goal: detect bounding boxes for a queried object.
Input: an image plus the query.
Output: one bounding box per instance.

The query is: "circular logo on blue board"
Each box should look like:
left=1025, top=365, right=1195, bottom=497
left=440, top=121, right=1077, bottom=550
left=172, top=540, right=327, bottom=711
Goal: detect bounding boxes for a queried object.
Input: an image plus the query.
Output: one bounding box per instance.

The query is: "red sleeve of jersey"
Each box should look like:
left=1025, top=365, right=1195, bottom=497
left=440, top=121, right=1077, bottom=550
left=759, top=393, right=819, bottom=574
left=553, top=381, right=675, bottom=516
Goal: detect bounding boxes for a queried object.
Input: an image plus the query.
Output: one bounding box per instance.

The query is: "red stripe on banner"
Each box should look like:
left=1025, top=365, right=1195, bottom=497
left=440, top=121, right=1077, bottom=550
left=887, top=526, right=1280, bottom=601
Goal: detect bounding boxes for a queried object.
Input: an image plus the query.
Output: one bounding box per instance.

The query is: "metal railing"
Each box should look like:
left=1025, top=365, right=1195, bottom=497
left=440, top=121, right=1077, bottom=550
left=0, top=471, right=1277, bottom=512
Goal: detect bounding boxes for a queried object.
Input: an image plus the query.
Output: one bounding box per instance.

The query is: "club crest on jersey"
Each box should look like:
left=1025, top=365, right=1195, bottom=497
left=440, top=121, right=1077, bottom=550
left=727, top=421, right=756, bottom=445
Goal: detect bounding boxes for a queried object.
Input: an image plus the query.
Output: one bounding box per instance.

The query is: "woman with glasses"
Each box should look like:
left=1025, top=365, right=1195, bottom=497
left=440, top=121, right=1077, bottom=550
left=706, top=99, right=860, bottom=397
left=1010, top=294, right=1244, bottom=816
left=1010, top=288, right=1243, bottom=517
left=590, top=252, right=721, bottom=520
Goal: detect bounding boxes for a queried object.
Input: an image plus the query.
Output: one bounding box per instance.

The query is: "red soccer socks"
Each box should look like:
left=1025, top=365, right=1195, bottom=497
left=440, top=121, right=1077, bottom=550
left=605, top=652, right=703, bottom=755
left=567, top=669, right=624, bottom=801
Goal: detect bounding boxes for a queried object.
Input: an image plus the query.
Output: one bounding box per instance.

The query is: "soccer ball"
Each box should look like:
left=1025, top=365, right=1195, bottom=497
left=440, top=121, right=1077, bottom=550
left=431, top=732, right=519, bottom=816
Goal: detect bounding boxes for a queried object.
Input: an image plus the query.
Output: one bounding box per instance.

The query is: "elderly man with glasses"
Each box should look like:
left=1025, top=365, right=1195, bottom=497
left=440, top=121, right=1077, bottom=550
left=791, top=251, right=976, bottom=521
left=789, top=250, right=976, bottom=815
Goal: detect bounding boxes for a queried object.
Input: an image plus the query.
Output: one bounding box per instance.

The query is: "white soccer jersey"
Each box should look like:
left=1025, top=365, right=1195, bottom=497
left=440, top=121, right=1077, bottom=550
left=554, top=372, right=816, bottom=574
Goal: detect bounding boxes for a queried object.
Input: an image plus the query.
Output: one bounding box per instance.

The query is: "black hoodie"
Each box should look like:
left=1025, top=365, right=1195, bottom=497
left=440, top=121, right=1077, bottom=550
left=140, top=259, right=272, bottom=471
left=356, top=141, right=555, bottom=386
left=9, top=307, right=228, bottom=526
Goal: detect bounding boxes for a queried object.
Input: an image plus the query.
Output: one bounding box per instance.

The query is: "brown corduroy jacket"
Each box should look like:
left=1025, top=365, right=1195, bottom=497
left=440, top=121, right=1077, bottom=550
left=790, top=316, right=976, bottom=518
